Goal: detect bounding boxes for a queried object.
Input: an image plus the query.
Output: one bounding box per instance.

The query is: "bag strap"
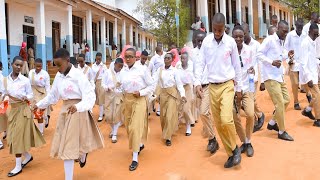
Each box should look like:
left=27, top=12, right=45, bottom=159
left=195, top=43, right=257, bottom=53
left=110, top=69, right=117, bottom=85
left=159, top=68, right=164, bottom=87
left=3, top=77, right=7, bottom=92
left=94, top=65, right=103, bottom=83
left=83, top=66, right=89, bottom=75
left=32, top=72, right=35, bottom=85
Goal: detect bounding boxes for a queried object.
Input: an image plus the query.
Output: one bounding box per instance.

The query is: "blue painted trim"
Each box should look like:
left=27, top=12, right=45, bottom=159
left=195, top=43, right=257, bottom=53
left=66, top=35, right=73, bottom=56
left=0, top=39, right=9, bottom=76
left=258, top=17, right=264, bottom=38
left=36, top=43, right=47, bottom=70
left=201, top=16, right=209, bottom=33
left=236, top=11, right=241, bottom=24
left=113, top=37, right=117, bottom=46
left=46, top=37, right=53, bottom=61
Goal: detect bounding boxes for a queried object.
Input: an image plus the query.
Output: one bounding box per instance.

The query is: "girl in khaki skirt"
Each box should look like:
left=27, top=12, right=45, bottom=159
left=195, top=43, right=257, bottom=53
left=0, top=95, right=8, bottom=150
left=34, top=49, right=104, bottom=180
left=154, top=53, right=186, bottom=146
left=2, top=56, right=45, bottom=177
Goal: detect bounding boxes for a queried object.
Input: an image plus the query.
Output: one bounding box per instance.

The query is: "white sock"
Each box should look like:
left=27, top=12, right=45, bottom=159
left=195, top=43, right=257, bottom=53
left=0, top=139, right=3, bottom=147
left=80, top=153, right=87, bottom=163
left=186, top=124, right=192, bottom=134
left=3, top=131, right=7, bottom=137
left=132, top=152, right=139, bottom=162
left=10, top=157, right=22, bottom=173
left=113, top=122, right=121, bottom=135
left=306, top=106, right=312, bottom=112
left=269, top=119, right=276, bottom=126
left=140, top=143, right=144, bottom=147
left=279, top=130, right=284, bottom=135
left=157, top=105, right=160, bottom=113
left=22, top=152, right=32, bottom=164
left=38, top=123, right=44, bottom=134
left=245, top=137, right=251, bottom=144
left=64, top=160, right=74, bottom=180
left=99, top=106, right=104, bottom=118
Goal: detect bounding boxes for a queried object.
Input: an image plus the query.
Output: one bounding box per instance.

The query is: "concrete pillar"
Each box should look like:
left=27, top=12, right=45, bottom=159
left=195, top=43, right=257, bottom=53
left=36, top=0, right=47, bottom=70
left=228, top=0, right=232, bottom=24
left=219, top=0, right=226, bottom=17
left=135, top=27, right=139, bottom=49
left=248, top=0, right=253, bottom=35
left=236, top=0, right=241, bottom=24
left=66, top=5, right=73, bottom=57
left=0, top=0, right=8, bottom=75
left=113, top=18, right=118, bottom=46
left=266, top=0, right=270, bottom=27
left=129, top=24, right=133, bottom=46
left=101, top=16, right=106, bottom=62
left=199, top=0, right=209, bottom=32
left=121, top=19, right=126, bottom=49
left=141, top=32, right=145, bottom=51
left=258, top=0, right=263, bottom=38
left=86, top=10, right=93, bottom=63
left=83, top=19, right=86, bottom=44
left=215, top=0, right=219, bottom=13
left=106, top=20, right=109, bottom=45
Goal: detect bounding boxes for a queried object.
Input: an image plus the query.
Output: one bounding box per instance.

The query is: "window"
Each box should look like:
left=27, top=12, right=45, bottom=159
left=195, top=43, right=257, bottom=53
left=99, top=22, right=101, bottom=45
left=187, top=0, right=197, bottom=29
left=119, top=34, right=122, bottom=52
left=92, top=22, right=97, bottom=51
left=231, top=0, right=236, bottom=24
left=207, top=0, right=217, bottom=32
left=245, top=6, right=249, bottom=24
left=149, top=39, right=151, bottom=49
left=226, top=0, right=230, bottom=24
left=145, top=37, right=147, bottom=50
left=279, top=10, right=282, bottom=20
left=133, top=32, right=136, bottom=46
left=283, top=12, right=286, bottom=21
left=138, top=34, right=141, bottom=48
left=269, top=6, right=273, bottom=22
left=108, top=22, right=113, bottom=45
left=5, top=3, right=9, bottom=54
left=262, top=2, right=266, bottom=23
left=72, top=15, right=83, bottom=44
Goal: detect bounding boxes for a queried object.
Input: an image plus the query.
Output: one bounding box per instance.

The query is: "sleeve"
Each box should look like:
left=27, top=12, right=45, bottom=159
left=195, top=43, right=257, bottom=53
left=175, top=70, right=186, bottom=97
left=25, top=80, right=34, bottom=101
left=101, top=70, right=109, bottom=90
left=45, top=72, right=51, bottom=93
left=75, top=73, right=96, bottom=112
left=139, top=68, right=156, bottom=96
left=194, top=41, right=206, bottom=86
left=28, top=71, right=32, bottom=84
left=256, top=38, right=273, bottom=64
left=148, top=58, right=154, bottom=75
left=231, top=42, right=242, bottom=92
left=36, top=74, right=60, bottom=109
left=300, top=41, right=312, bottom=83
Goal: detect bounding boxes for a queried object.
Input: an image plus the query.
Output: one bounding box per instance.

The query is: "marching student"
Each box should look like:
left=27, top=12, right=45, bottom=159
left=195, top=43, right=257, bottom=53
left=154, top=52, right=186, bottom=146
left=300, top=23, right=320, bottom=127
left=302, top=12, right=319, bottom=35
left=232, top=25, right=255, bottom=157
left=77, top=54, right=94, bottom=87
left=28, top=58, right=51, bottom=135
left=256, top=20, right=294, bottom=141
left=139, top=50, right=150, bottom=67
left=119, top=48, right=155, bottom=171
left=102, top=58, right=124, bottom=143
left=33, top=48, right=104, bottom=180
left=2, top=56, right=45, bottom=177
left=194, top=13, right=242, bottom=168
left=0, top=62, right=8, bottom=150
left=92, top=53, right=108, bottom=122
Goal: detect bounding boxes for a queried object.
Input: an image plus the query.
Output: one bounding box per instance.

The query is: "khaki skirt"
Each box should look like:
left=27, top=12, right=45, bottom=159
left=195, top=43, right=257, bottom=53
left=51, top=99, right=104, bottom=160
left=180, top=84, right=196, bottom=124
left=95, top=79, right=105, bottom=106
left=0, top=113, right=8, bottom=132
left=7, top=102, right=45, bottom=154
left=21, top=61, right=29, bottom=75
left=32, top=86, right=50, bottom=118
left=105, top=91, right=123, bottom=125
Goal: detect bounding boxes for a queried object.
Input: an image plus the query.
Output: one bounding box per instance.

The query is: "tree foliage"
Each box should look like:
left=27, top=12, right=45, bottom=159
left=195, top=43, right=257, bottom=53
left=135, top=0, right=190, bottom=47
left=282, top=0, right=319, bottom=20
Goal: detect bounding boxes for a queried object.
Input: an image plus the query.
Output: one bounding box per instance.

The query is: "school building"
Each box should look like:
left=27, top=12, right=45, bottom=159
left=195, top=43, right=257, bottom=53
left=0, top=0, right=157, bottom=75
left=187, top=0, right=294, bottom=38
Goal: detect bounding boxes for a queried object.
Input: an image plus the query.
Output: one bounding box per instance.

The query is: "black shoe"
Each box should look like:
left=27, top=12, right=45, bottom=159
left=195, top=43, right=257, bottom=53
left=3, top=134, right=6, bottom=140
left=307, top=95, right=312, bottom=103
left=185, top=133, right=191, bottom=136
left=165, top=139, right=171, bottom=146
left=294, top=103, right=301, bottom=110
left=79, top=153, right=88, bottom=168
left=129, top=161, right=139, bottom=171
left=209, top=139, right=219, bottom=155
left=156, top=112, right=160, bottom=116
left=207, top=139, right=214, bottom=151
left=267, top=123, right=279, bottom=132
left=278, top=131, right=294, bottom=141
left=224, top=156, right=234, bottom=168
left=313, top=120, right=320, bottom=127
left=253, top=113, right=265, bottom=133
left=232, top=146, right=241, bottom=166
left=239, top=143, right=247, bottom=154
left=195, top=120, right=198, bottom=123
left=21, top=156, right=33, bottom=168
left=300, top=89, right=306, bottom=93
left=246, top=143, right=254, bottom=157
left=0, top=145, right=4, bottom=150
left=7, top=169, right=22, bottom=177
left=190, top=124, right=195, bottom=127
left=45, top=115, right=50, bottom=128
left=302, top=109, right=315, bottom=120
left=138, top=145, right=145, bottom=155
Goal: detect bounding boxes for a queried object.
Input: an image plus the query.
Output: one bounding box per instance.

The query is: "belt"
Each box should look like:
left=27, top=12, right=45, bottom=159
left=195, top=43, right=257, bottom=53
left=210, top=80, right=229, bottom=85
left=201, top=84, right=209, bottom=88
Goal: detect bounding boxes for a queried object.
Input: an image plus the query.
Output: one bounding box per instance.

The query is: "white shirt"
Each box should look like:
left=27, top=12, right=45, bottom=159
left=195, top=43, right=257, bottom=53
left=194, top=33, right=242, bottom=92
left=148, top=54, right=164, bottom=76
left=36, top=65, right=96, bottom=112
left=92, top=62, right=108, bottom=80
left=239, top=44, right=254, bottom=92
left=192, top=47, right=209, bottom=85
left=300, top=36, right=319, bottom=84
left=1, top=73, right=33, bottom=101
left=247, top=37, right=261, bottom=82
left=73, top=43, right=80, bottom=54
left=119, top=62, right=155, bottom=96
left=77, top=64, right=95, bottom=86
left=176, top=61, right=194, bottom=86
left=191, top=21, right=202, bottom=30
left=256, top=33, right=287, bottom=83
left=284, top=30, right=306, bottom=72
left=154, top=66, right=185, bottom=97
left=102, top=68, right=121, bottom=93
left=28, top=69, right=51, bottom=93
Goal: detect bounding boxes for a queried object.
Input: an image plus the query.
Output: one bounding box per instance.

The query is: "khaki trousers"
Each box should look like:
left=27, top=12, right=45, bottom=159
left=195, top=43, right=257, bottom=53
left=199, top=85, right=216, bottom=140
left=264, top=80, right=290, bottom=131
left=305, top=84, right=320, bottom=119
left=180, top=85, right=195, bottom=125
left=209, top=80, right=237, bottom=156
left=289, top=71, right=299, bottom=103
left=254, top=82, right=263, bottom=120
left=233, top=92, right=255, bottom=142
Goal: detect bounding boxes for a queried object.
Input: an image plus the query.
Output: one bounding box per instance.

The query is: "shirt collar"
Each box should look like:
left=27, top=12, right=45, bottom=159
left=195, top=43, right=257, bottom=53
left=124, top=61, right=139, bottom=71
left=8, top=73, right=24, bottom=81
left=213, top=33, right=227, bottom=44
left=58, top=65, right=77, bottom=78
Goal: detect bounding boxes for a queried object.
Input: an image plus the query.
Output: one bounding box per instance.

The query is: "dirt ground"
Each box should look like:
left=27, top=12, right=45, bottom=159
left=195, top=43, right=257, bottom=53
left=1, top=76, right=320, bottom=180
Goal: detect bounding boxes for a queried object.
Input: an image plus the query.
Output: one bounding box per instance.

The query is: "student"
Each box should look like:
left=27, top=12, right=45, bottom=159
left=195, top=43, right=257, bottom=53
left=170, top=48, right=180, bottom=67
left=119, top=48, right=155, bottom=171
left=28, top=45, right=35, bottom=70
left=191, top=16, right=202, bottom=30
left=136, top=51, right=141, bottom=61
left=28, top=58, right=51, bottom=135
left=77, top=54, right=94, bottom=87
left=0, top=62, right=8, bottom=149
left=33, top=48, right=104, bottom=180
left=300, top=23, right=320, bottom=127
left=302, top=12, right=319, bottom=35
left=139, top=50, right=149, bottom=66
left=177, top=52, right=195, bottom=136
left=73, top=39, right=80, bottom=59
left=92, top=53, right=108, bottom=122
left=256, top=20, right=294, bottom=141
left=192, top=31, right=219, bottom=155
left=154, top=53, right=186, bottom=146
left=19, top=42, right=29, bottom=76
left=194, top=13, right=242, bottom=168
left=85, top=44, right=91, bottom=65
left=102, top=58, right=124, bottom=143
left=232, top=25, right=255, bottom=157
left=3, top=56, right=45, bottom=177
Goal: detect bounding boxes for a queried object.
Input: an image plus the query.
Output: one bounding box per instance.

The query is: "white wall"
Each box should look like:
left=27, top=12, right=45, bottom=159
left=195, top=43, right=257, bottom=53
left=45, top=9, right=68, bottom=41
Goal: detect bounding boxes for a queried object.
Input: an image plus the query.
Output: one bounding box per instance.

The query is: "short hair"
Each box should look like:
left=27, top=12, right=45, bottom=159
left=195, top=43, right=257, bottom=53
left=213, top=13, right=225, bottom=24
left=165, top=52, right=173, bottom=58
left=309, top=23, right=319, bottom=31
left=12, top=56, right=23, bottom=64
left=78, top=54, right=85, bottom=59
left=271, top=15, right=278, bottom=19
left=96, top=52, right=102, bottom=57
left=141, top=50, right=149, bottom=56
left=232, top=25, right=244, bottom=33
left=181, top=52, right=189, bottom=56
left=53, top=48, right=70, bottom=59
left=115, top=57, right=124, bottom=64
left=241, top=22, right=249, bottom=31
left=268, top=26, right=277, bottom=35
left=295, top=18, right=304, bottom=26
left=126, top=47, right=136, bottom=54
left=311, top=12, right=319, bottom=18
left=278, top=20, right=288, bottom=27
left=155, top=46, right=162, bottom=53
left=35, top=58, right=43, bottom=64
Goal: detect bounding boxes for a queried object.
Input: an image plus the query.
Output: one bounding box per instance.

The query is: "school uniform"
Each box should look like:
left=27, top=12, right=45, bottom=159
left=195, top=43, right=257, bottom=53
left=77, top=64, right=95, bottom=87
left=119, top=62, right=155, bottom=152
left=92, top=62, right=108, bottom=107
left=0, top=74, right=8, bottom=134
left=148, top=53, right=165, bottom=77
left=195, top=33, right=242, bottom=158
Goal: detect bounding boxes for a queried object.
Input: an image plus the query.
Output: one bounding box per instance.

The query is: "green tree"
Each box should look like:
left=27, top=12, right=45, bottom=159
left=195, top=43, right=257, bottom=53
left=135, top=0, right=190, bottom=47
left=282, top=0, right=319, bottom=20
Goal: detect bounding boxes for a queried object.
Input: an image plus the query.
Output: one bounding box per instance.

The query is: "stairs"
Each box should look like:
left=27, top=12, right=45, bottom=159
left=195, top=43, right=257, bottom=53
left=47, top=62, right=58, bottom=84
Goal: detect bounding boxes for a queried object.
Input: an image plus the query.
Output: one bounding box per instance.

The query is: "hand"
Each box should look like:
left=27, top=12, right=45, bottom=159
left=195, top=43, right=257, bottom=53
left=247, top=66, right=255, bottom=74
left=308, top=80, right=314, bottom=88
left=133, top=91, right=140, bottom=98
left=32, top=105, right=38, bottom=112
left=196, top=85, right=204, bottom=99
left=181, top=97, right=187, bottom=104
left=67, top=105, right=77, bottom=114
left=235, top=91, right=242, bottom=106
left=288, top=50, right=294, bottom=57
left=260, top=83, right=265, bottom=91
left=272, top=60, right=282, bottom=68
left=116, top=82, right=121, bottom=88
left=288, top=59, right=294, bottom=65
